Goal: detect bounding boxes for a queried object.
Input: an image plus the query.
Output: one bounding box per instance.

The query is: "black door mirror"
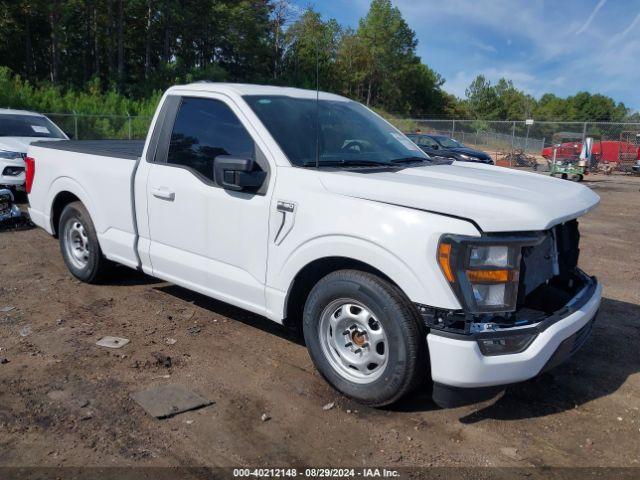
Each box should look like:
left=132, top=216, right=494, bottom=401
left=213, top=156, right=266, bottom=192
left=432, top=144, right=439, bottom=150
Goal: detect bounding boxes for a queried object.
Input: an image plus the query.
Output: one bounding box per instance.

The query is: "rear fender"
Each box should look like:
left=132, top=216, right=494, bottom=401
left=46, top=177, right=98, bottom=235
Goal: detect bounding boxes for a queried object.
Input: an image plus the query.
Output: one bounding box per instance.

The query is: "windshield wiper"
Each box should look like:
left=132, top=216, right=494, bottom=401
left=301, top=159, right=396, bottom=168
left=391, top=156, right=430, bottom=164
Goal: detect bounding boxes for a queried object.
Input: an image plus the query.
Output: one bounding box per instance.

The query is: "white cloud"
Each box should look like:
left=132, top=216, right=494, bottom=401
left=392, top=0, right=640, bottom=107
left=575, top=0, right=607, bottom=35
left=471, top=40, right=497, bottom=53
left=609, top=11, right=640, bottom=43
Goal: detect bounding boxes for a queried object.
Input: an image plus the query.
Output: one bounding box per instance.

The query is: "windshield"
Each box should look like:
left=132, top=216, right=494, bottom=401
left=0, top=114, right=66, bottom=139
left=244, top=95, right=429, bottom=167
left=434, top=136, right=461, bottom=148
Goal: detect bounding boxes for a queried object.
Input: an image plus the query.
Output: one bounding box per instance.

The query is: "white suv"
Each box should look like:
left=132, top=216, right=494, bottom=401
left=0, top=109, right=67, bottom=190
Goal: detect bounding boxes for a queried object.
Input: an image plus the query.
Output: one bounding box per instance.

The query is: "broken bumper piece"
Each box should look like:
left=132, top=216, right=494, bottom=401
left=425, top=273, right=601, bottom=408
left=0, top=188, right=23, bottom=223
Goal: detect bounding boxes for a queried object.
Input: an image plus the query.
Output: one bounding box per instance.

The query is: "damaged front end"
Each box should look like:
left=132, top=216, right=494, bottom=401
left=418, top=220, right=596, bottom=355
left=0, top=188, right=24, bottom=225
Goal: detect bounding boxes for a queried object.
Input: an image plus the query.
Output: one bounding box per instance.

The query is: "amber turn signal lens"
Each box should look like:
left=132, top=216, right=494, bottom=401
left=438, top=243, right=455, bottom=282
left=465, top=269, right=514, bottom=283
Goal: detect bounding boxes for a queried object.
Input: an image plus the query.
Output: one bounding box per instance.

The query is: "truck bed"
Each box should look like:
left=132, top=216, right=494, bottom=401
left=31, top=140, right=144, bottom=161
left=27, top=139, right=141, bottom=270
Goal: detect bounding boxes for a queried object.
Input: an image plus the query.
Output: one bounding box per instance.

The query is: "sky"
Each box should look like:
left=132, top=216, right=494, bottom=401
left=288, top=0, right=640, bottom=110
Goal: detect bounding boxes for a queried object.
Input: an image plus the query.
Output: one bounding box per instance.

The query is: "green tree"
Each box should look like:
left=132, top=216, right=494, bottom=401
left=464, top=75, right=501, bottom=119
left=282, top=8, right=342, bottom=90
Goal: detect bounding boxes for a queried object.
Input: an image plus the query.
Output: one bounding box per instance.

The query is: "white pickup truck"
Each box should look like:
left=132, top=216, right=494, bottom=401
left=27, top=83, right=601, bottom=408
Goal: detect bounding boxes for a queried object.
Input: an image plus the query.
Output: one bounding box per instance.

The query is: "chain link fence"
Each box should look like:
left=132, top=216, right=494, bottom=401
left=387, top=118, right=640, bottom=173
left=44, top=112, right=152, bottom=141
left=41, top=112, right=640, bottom=173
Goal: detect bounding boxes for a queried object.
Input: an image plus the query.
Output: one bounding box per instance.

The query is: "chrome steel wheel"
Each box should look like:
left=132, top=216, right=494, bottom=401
left=64, top=219, right=90, bottom=269
left=318, top=298, right=388, bottom=384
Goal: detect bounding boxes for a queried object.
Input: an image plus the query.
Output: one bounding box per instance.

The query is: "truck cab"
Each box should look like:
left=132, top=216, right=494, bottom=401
left=26, top=83, right=601, bottom=408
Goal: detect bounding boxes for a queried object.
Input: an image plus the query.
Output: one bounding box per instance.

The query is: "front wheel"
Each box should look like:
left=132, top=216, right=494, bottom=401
left=59, top=201, right=110, bottom=283
left=303, top=270, right=425, bottom=406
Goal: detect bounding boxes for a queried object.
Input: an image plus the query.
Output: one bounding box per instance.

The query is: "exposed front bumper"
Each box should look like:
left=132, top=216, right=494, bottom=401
left=427, top=276, right=601, bottom=396
left=0, top=189, right=23, bottom=222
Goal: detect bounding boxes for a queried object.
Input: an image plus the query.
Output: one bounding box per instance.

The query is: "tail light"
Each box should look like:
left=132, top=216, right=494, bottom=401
left=25, top=156, right=35, bottom=194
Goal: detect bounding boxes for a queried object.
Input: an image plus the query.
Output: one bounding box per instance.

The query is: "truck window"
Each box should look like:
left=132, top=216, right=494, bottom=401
left=244, top=95, right=428, bottom=167
left=167, top=97, right=255, bottom=182
left=418, top=136, right=439, bottom=148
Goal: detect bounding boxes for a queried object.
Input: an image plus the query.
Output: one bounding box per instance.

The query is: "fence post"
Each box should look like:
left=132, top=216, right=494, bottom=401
left=511, top=121, right=516, bottom=152
left=127, top=113, right=132, bottom=140
left=73, top=110, right=78, bottom=140
left=451, top=119, right=456, bottom=138
left=582, top=122, right=587, bottom=142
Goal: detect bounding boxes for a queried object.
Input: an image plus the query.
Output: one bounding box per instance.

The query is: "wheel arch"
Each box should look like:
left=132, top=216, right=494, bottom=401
left=281, top=248, right=423, bottom=331
left=51, top=191, right=81, bottom=237
left=47, top=178, right=96, bottom=237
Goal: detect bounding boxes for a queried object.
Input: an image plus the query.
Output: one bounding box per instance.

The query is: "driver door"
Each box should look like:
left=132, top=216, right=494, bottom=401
left=146, top=95, right=272, bottom=314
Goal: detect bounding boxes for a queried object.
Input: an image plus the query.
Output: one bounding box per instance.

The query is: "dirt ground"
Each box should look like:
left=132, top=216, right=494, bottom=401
left=0, top=173, right=639, bottom=472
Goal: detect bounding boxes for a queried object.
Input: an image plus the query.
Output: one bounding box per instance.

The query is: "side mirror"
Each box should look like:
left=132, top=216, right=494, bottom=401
left=213, top=156, right=266, bottom=192
left=432, top=144, right=439, bottom=150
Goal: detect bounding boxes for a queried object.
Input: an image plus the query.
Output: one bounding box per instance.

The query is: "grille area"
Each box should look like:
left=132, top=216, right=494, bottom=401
left=519, top=220, right=580, bottom=310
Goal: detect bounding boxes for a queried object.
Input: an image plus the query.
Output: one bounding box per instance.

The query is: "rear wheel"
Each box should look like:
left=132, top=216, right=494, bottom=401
left=303, top=270, right=425, bottom=406
left=59, top=201, right=109, bottom=283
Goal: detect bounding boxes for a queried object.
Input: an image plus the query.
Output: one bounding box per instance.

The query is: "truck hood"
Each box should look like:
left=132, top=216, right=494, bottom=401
left=0, top=137, right=64, bottom=154
left=319, top=162, right=600, bottom=232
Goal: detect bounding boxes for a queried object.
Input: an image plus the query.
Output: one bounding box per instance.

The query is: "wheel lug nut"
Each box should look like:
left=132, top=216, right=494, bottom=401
left=344, top=342, right=352, bottom=348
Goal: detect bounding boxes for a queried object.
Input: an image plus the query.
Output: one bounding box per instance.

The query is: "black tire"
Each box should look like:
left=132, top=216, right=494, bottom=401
left=303, top=270, right=426, bottom=407
left=59, top=201, right=109, bottom=283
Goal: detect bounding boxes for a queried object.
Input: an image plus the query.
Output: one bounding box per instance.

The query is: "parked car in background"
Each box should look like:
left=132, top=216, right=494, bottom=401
left=407, top=133, right=494, bottom=164
left=0, top=109, right=68, bottom=190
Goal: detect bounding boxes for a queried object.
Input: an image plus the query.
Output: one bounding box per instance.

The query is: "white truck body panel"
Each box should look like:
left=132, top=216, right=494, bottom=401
left=27, top=82, right=602, bottom=397
left=320, top=161, right=600, bottom=232
left=27, top=148, right=139, bottom=267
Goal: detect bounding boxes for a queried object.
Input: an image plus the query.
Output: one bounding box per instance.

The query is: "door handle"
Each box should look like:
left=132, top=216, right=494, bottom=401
left=151, top=187, right=175, bottom=201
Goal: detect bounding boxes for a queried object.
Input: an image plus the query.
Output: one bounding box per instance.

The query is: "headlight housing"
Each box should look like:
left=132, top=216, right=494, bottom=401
left=0, top=150, right=24, bottom=160
left=437, top=234, right=543, bottom=313
left=2, top=166, right=24, bottom=176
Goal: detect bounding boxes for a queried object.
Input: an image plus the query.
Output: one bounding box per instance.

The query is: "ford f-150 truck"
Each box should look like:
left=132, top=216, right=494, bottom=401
left=26, top=83, right=602, bottom=408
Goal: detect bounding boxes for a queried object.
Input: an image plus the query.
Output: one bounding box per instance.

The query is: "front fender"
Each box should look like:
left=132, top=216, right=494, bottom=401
left=271, top=233, right=461, bottom=313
